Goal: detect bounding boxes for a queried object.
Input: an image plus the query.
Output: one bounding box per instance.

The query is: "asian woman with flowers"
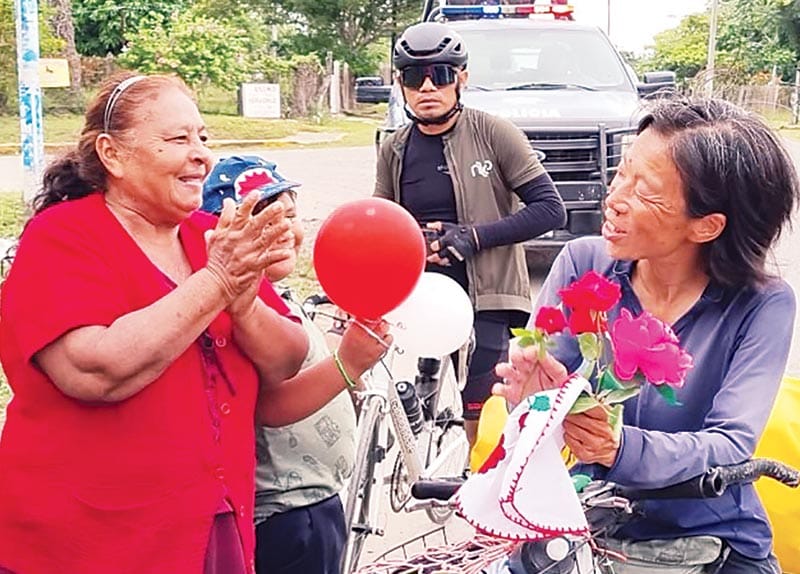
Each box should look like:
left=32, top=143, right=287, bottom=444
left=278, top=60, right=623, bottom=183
left=495, top=97, right=799, bottom=574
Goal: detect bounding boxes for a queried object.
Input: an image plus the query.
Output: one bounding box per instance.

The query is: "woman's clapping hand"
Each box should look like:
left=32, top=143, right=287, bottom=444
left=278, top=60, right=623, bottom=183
left=205, top=193, right=293, bottom=312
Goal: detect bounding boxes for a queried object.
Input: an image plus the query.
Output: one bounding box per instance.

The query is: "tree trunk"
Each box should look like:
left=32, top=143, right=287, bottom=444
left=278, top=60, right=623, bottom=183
left=50, top=0, right=82, bottom=96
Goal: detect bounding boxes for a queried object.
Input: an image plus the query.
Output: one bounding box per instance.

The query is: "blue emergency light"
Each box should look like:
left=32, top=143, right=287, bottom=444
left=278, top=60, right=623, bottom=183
left=439, top=2, right=573, bottom=19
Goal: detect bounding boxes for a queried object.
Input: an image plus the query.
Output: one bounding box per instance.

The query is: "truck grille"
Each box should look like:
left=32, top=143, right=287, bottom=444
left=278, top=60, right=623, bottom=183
left=524, top=127, right=635, bottom=184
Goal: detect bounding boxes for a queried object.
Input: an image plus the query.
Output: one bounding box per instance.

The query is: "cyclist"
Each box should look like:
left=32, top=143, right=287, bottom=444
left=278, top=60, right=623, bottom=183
left=496, top=97, right=799, bottom=573
left=374, top=21, right=566, bottom=450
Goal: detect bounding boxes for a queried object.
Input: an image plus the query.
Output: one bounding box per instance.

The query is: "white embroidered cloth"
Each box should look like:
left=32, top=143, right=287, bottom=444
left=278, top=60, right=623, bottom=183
left=455, top=375, right=591, bottom=540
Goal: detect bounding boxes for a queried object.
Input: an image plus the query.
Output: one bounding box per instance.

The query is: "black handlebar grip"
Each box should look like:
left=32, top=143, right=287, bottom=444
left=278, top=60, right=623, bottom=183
left=410, top=480, right=462, bottom=501
left=617, top=458, right=799, bottom=501
left=713, top=458, right=800, bottom=491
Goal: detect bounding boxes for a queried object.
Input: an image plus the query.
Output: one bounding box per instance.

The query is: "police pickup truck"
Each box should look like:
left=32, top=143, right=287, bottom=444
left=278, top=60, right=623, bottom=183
left=381, top=1, right=675, bottom=252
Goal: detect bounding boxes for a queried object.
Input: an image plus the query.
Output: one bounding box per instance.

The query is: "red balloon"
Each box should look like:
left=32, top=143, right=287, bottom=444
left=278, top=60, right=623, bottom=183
left=313, top=198, right=426, bottom=320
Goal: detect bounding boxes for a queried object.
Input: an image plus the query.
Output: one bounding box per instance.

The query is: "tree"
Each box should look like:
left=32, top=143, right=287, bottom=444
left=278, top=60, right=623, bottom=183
left=716, top=0, right=797, bottom=80
left=72, top=0, right=188, bottom=56
left=48, top=0, right=82, bottom=96
left=0, top=0, right=64, bottom=113
left=119, top=6, right=250, bottom=89
left=279, top=0, right=421, bottom=76
left=646, top=13, right=710, bottom=81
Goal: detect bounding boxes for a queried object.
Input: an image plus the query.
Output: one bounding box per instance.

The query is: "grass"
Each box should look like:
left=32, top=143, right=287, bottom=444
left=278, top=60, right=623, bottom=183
left=0, top=108, right=382, bottom=154
left=0, top=193, right=28, bottom=238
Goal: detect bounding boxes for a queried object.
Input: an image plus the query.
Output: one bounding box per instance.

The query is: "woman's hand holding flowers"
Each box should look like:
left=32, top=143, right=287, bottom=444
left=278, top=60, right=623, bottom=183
left=494, top=270, right=692, bottom=465
left=493, top=347, right=567, bottom=409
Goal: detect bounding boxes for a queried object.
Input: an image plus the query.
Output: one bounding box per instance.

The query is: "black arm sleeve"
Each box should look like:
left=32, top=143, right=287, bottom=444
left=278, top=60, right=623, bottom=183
left=474, top=172, right=566, bottom=250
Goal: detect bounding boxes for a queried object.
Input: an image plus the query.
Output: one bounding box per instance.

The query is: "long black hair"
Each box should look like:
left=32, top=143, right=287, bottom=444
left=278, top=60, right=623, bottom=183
left=638, top=97, right=799, bottom=288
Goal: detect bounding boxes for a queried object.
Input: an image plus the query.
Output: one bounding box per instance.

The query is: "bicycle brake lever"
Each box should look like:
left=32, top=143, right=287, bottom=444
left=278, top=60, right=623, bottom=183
left=583, top=495, right=633, bottom=512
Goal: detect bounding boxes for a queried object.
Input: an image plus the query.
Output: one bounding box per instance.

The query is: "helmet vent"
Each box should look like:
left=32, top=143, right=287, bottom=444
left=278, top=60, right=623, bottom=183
left=400, top=37, right=454, bottom=58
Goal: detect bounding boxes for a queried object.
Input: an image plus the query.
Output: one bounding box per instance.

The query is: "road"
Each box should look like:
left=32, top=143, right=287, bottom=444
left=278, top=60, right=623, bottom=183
left=2, top=141, right=800, bottom=567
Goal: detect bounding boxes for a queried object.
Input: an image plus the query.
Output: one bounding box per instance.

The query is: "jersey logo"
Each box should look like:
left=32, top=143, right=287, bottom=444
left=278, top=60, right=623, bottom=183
left=470, top=159, right=493, bottom=178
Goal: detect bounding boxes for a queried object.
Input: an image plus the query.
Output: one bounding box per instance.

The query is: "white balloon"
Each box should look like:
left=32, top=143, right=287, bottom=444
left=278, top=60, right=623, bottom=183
left=385, top=272, right=474, bottom=357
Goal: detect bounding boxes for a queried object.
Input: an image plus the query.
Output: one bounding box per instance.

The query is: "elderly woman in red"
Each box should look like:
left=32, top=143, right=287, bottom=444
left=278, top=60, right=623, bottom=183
left=0, top=73, right=389, bottom=574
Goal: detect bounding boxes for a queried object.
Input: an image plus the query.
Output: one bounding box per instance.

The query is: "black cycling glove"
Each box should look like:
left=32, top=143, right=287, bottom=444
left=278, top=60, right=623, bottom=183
left=437, top=222, right=480, bottom=262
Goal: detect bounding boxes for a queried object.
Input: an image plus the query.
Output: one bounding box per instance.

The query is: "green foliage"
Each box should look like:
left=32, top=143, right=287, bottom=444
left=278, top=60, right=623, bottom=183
left=72, top=0, right=188, bottom=56
left=646, top=13, right=710, bottom=81
left=279, top=0, right=420, bottom=76
left=716, top=0, right=798, bottom=79
left=0, top=193, right=26, bottom=238
left=644, top=0, right=800, bottom=84
left=0, top=0, right=64, bottom=113
left=119, top=7, right=250, bottom=89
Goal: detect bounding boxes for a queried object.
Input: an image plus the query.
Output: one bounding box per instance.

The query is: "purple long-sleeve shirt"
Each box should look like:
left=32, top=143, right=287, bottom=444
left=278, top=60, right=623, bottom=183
left=534, top=237, right=796, bottom=559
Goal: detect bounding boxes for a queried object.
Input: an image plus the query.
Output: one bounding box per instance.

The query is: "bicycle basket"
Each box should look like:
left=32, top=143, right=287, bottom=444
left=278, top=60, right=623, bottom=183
left=355, top=528, right=517, bottom=574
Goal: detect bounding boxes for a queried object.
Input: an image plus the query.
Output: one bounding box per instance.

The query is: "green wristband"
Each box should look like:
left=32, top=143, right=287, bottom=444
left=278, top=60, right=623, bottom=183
left=333, top=349, right=357, bottom=389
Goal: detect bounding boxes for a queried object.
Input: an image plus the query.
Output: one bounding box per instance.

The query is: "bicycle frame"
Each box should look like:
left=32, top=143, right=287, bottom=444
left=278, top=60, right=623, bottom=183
left=341, top=347, right=468, bottom=572
left=359, top=348, right=464, bottom=499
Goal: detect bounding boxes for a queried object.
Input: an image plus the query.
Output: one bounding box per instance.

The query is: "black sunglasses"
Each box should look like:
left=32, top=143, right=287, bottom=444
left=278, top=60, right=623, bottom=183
left=400, top=64, right=459, bottom=89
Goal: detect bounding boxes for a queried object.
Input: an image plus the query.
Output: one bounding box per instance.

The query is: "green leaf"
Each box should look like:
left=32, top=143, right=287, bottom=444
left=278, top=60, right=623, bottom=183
left=603, top=387, right=641, bottom=405
left=517, top=336, right=536, bottom=348
left=598, top=368, right=625, bottom=392
left=577, top=333, right=600, bottom=361
left=572, top=474, right=592, bottom=493
left=607, top=404, right=624, bottom=439
left=655, top=384, right=683, bottom=407
left=569, top=392, right=602, bottom=414
left=511, top=327, right=535, bottom=338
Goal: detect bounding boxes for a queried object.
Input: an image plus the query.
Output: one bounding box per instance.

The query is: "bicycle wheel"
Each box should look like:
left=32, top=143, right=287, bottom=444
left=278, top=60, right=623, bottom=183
left=389, top=450, right=412, bottom=512
left=425, top=412, right=468, bottom=524
left=341, top=395, right=384, bottom=574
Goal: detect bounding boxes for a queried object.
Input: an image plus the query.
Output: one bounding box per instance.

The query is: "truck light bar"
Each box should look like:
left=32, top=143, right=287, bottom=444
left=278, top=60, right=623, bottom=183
left=439, top=3, right=574, bottom=19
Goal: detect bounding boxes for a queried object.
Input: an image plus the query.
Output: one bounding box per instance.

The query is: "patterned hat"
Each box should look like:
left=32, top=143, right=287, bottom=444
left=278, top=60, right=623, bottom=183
left=201, top=155, right=300, bottom=214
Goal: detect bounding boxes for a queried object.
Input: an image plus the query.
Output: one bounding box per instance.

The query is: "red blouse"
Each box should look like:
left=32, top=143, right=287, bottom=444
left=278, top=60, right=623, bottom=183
left=0, top=194, right=290, bottom=574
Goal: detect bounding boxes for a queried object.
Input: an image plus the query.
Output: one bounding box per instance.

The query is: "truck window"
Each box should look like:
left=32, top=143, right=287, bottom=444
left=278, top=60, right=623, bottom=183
left=459, top=28, right=633, bottom=91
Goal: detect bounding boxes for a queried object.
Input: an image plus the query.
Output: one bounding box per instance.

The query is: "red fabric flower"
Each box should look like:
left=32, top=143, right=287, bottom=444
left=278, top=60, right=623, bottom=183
left=534, top=306, right=568, bottom=335
left=610, top=308, right=693, bottom=387
left=567, top=307, right=599, bottom=334
left=558, top=271, right=621, bottom=314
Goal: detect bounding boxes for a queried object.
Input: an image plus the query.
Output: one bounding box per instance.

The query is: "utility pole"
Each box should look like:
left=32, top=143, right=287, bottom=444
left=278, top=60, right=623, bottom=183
left=14, top=0, right=45, bottom=205
left=706, top=0, right=719, bottom=97
left=607, top=0, right=611, bottom=37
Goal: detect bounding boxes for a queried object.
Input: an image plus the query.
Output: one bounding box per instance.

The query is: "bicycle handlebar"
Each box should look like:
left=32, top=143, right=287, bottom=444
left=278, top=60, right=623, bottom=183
left=410, top=458, right=799, bottom=504
left=615, top=458, right=800, bottom=501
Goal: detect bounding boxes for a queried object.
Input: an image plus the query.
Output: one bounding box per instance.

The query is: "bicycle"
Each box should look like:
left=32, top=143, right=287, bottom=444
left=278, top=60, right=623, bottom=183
left=301, top=294, right=471, bottom=574
left=355, top=458, right=800, bottom=574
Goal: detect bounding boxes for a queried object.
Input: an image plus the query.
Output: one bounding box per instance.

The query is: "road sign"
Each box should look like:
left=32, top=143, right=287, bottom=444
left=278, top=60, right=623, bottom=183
left=39, top=58, right=70, bottom=88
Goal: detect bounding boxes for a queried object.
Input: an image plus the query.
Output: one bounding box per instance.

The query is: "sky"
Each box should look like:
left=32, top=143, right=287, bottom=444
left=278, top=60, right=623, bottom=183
left=570, top=0, right=708, bottom=54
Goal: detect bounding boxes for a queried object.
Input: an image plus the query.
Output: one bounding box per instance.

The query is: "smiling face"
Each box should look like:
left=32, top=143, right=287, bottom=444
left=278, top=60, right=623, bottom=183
left=108, top=87, right=214, bottom=224
left=603, top=128, right=707, bottom=263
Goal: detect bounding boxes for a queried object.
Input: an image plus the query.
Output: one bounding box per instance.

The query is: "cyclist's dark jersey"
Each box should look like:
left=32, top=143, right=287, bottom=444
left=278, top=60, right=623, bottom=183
left=401, top=124, right=468, bottom=291
left=400, top=124, right=563, bottom=291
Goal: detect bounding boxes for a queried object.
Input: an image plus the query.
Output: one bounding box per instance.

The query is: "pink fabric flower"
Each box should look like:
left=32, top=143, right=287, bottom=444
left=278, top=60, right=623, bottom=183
left=610, top=308, right=693, bottom=388
left=534, top=306, right=568, bottom=335
left=558, top=271, right=621, bottom=314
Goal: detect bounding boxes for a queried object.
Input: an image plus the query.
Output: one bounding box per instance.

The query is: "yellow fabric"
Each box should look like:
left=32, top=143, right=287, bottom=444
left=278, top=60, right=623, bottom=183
left=472, top=378, right=800, bottom=571
left=755, top=376, right=800, bottom=574
left=470, top=395, right=508, bottom=472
